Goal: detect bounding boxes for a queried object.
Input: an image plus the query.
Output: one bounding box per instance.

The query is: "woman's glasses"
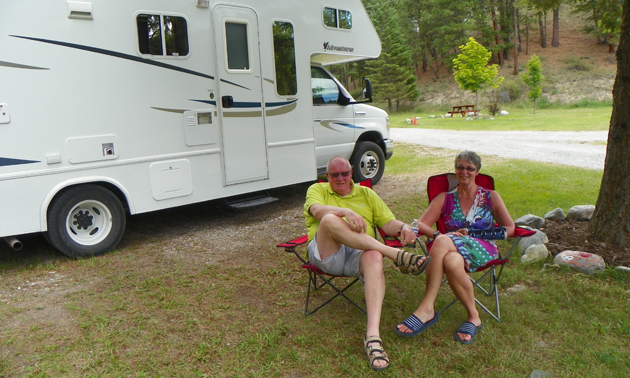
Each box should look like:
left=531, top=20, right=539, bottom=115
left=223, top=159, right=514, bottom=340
left=327, top=170, right=351, bottom=178
left=455, top=166, right=477, bottom=172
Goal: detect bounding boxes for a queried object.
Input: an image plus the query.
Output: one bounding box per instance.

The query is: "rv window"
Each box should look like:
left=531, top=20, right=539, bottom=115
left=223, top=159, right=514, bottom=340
left=322, top=7, right=352, bottom=30
left=323, top=7, right=337, bottom=28
left=137, top=14, right=189, bottom=57
left=272, top=22, right=297, bottom=96
left=338, top=10, right=352, bottom=29
left=225, top=22, right=250, bottom=70
left=311, top=67, right=339, bottom=105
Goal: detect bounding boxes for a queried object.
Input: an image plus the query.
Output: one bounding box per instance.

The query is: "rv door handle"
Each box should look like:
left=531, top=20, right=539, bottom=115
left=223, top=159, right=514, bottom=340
left=355, top=111, right=366, bottom=116
left=221, top=96, right=234, bottom=108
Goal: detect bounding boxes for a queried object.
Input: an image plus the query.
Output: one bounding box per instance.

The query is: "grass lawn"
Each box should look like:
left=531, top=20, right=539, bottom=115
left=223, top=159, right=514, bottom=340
left=0, top=115, right=628, bottom=377
left=389, top=107, right=613, bottom=131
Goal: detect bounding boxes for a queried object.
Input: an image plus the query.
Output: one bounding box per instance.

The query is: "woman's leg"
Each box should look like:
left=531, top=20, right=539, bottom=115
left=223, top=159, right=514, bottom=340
left=396, top=234, right=455, bottom=333
left=443, top=252, right=481, bottom=342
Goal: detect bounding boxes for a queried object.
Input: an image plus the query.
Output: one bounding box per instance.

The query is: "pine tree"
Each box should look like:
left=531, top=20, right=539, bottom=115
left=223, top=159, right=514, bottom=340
left=365, top=3, right=418, bottom=112
left=521, top=54, right=544, bottom=114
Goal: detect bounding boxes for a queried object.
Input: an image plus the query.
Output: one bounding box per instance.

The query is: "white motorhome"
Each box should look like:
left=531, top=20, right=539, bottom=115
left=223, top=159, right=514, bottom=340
left=0, top=0, right=393, bottom=257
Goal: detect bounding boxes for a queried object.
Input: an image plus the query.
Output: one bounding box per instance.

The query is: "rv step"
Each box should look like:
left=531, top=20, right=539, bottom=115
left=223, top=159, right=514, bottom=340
left=224, top=192, right=279, bottom=209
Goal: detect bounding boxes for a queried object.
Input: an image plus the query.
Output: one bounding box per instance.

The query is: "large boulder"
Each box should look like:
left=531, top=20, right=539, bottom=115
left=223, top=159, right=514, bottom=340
left=515, top=214, right=546, bottom=228
left=544, top=208, right=565, bottom=221
left=553, top=250, right=605, bottom=274
left=566, top=205, right=595, bottom=221
left=518, top=230, right=548, bottom=252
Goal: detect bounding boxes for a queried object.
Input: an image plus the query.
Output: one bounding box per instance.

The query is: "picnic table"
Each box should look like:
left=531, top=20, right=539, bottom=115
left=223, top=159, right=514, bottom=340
left=448, top=104, right=477, bottom=117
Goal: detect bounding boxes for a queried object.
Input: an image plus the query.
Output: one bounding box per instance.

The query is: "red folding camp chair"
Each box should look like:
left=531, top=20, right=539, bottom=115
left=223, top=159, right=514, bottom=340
left=426, top=173, right=535, bottom=322
left=276, top=179, right=373, bottom=315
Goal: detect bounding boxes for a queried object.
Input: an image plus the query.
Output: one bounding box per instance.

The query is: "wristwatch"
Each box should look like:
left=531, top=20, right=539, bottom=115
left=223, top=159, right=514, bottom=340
left=433, top=230, right=440, bottom=239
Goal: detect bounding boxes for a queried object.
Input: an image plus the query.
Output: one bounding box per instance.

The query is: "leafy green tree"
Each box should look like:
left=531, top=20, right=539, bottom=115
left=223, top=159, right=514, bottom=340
left=365, top=3, right=418, bottom=112
left=452, top=37, right=504, bottom=105
left=521, top=54, right=544, bottom=114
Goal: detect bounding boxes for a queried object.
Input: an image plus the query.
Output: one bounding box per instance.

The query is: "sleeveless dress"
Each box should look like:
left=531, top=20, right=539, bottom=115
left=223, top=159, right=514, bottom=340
left=441, top=187, right=497, bottom=272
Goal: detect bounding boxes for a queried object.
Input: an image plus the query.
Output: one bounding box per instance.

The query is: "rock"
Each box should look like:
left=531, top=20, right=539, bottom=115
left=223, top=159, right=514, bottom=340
left=519, top=230, right=548, bottom=252
left=506, top=284, right=526, bottom=294
left=566, top=205, right=595, bottom=220
left=521, top=244, right=549, bottom=264
left=615, top=266, right=630, bottom=273
left=445, top=113, right=452, bottom=117
left=428, top=115, right=436, bottom=118
left=515, top=214, right=546, bottom=228
left=500, top=110, right=509, bottom=115
left=544, top=208, right=565, bottom=221
left=553, top=250, right=605, bottom=274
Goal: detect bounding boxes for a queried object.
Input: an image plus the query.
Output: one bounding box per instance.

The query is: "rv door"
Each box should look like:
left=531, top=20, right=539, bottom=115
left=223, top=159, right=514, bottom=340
left=213, top=5, right=268, bottom=184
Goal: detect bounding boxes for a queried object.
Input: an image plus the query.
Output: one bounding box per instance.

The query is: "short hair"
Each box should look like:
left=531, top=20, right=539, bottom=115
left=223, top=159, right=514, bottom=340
left=454, top=151, right=482, bottom=170
left=326, top=156, right=352, bottom=173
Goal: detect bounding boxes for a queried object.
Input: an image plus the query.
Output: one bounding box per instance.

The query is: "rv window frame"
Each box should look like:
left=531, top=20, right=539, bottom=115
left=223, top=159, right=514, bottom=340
left=134, top=11, right=190, bottom=59
left=221, top=17, right=254, bottom=74
left=321, top=7, right=352, bottom=31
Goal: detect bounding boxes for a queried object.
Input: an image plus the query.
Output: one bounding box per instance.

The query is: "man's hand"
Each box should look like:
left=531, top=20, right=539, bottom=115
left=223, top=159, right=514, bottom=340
left=344, top=209, right=367, bottom=234
left=399, top=224, right=416, bottom=246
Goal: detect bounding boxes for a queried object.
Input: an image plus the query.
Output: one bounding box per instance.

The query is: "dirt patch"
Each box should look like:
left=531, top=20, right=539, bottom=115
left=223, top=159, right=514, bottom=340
left=541, top=219, right=630, bottom=267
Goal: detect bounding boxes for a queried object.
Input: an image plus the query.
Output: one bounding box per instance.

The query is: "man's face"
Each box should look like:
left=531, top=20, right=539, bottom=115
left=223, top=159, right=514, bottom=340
left=326, top=159, right=352, bottom=196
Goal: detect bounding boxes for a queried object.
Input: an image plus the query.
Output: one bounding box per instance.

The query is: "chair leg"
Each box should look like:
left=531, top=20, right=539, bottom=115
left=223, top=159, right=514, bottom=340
left=303, top=270, right=366, bottom=315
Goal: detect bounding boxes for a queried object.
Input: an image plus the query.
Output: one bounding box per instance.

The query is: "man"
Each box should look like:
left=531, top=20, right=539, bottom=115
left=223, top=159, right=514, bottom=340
left=304, top=156, right=430, bottom=371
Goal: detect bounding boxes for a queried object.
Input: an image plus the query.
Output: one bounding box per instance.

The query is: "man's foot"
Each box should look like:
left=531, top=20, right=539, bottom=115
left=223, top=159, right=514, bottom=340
left=364, top=335, right=389, bottom=371
left=396, top=250, right=431, bottom=275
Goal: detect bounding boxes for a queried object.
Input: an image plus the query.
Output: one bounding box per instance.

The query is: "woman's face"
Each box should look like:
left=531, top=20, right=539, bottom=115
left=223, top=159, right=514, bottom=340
left=455, top=158, right=478, bottom=184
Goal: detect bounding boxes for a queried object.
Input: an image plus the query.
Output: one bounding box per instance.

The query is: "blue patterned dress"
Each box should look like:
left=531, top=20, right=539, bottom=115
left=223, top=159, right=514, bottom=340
left=441, top=187, right=497, bottom=272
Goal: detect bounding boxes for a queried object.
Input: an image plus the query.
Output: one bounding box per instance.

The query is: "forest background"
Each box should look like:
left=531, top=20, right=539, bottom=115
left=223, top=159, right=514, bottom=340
left=330, top=0, right=622, bottom=113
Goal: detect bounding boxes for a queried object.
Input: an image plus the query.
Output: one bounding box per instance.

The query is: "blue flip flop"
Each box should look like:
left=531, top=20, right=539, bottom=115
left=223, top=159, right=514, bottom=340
left=454, top=321, right=483, bottom=344
left=394, top=312, right=439, bottom=337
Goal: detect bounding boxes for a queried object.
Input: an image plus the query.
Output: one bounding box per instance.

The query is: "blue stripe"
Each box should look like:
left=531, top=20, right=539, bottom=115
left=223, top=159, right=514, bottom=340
left=0, top=157, right=40, bottom=167
left=265, top=99, right=298, bottom=107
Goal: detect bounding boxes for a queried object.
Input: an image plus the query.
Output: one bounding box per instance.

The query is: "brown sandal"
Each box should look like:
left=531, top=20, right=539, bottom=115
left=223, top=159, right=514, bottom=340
left=364, top=335, right=389, bottom=371
left=396, top=250, right=431, bottom=275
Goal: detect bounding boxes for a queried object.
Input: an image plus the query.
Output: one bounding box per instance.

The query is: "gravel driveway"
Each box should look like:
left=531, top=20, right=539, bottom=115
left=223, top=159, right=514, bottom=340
left=390, top=128, right=608, bottom=170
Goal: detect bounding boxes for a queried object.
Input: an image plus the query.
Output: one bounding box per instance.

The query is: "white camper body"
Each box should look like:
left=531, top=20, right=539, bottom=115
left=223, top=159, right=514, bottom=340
left=0, top=0, right=391, bottom=257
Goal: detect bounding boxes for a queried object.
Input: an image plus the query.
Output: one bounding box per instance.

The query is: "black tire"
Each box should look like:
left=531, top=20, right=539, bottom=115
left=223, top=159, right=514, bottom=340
left=45, top=185, right=126, bottom=258
left=350, top=141, right=385, bottom=185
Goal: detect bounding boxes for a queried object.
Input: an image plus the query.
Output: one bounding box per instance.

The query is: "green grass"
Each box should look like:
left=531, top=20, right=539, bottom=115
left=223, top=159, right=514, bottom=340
left=1, top=129, right=628, bottom=377
left=390, top=106, right=612, bottom=131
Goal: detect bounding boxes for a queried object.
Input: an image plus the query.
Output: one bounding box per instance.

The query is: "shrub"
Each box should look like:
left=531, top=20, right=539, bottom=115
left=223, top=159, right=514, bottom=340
left=564, top=56, right=593, bottom=71
left=498, top=79, right=523, bottom=102
left=487, top=102, right=500, bottom=116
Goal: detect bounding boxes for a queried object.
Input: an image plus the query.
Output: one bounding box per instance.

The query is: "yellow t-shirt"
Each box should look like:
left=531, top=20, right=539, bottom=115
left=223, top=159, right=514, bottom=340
left=303, top=181, right=396, bottom=242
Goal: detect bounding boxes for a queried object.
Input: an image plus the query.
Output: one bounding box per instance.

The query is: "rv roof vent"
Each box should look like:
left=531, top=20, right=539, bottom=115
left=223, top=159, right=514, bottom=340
left=66, top=1, right=93, bottom=20
left=196, top=0, right=210, bottom=8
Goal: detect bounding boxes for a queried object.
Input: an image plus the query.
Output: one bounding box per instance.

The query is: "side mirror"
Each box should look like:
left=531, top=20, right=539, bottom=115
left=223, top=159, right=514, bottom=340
left=362, top=78, right=373, bottom=102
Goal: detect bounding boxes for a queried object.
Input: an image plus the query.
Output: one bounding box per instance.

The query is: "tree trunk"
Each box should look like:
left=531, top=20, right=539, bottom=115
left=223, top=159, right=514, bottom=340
left=491, top=5, right=502, bottom=65
left=513, top=4, right=519, bottom=75
left=539, top=14, right=547, bottom=48
left=589, top=0, right=630, bottom=247
left=552, top=8, right=560, bottom=47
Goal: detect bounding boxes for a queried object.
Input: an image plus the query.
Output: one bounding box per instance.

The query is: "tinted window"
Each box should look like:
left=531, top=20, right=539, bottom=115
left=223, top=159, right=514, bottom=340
left=273, top=22, right=297, bottom=95
left=137, top=14, right=189, bottom=56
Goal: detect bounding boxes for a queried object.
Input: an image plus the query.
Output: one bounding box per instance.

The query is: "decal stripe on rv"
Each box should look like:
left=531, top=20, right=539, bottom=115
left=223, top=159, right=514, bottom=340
left=0, top=157, right=40, bottom=167
left=10, top=35, right=252, bottom=90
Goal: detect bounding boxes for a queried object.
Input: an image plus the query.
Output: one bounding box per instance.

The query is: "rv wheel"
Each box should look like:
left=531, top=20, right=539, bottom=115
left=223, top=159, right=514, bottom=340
left=46, top=185, right=126, bottom=258
left=350, top=141, right=385, bottom=185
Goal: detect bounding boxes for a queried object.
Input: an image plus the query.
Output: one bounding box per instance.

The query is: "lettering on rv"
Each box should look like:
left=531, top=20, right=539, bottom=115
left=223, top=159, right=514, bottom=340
left=323, top=42, right=354, bottom=52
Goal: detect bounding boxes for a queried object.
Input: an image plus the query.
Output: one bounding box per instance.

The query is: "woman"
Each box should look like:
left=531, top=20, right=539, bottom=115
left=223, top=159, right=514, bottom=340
left=395, top=151, right=515, bottom=344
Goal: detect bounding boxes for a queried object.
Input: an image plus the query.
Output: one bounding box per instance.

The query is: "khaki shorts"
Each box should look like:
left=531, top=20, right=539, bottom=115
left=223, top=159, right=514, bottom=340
left=307, top=236, right=363, bottom=280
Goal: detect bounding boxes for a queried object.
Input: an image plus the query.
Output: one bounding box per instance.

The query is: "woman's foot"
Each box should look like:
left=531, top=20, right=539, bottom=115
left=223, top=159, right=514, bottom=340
left=454, top=320, right=482, bottom=344
left=395, top=311, right=439, bottom=337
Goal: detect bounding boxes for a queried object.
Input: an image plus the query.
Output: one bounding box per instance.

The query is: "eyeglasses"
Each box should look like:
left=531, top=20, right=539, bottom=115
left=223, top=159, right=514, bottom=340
left=455, top=166, right=477, bottom=172
left=327, top=170, right=351, bottom=178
